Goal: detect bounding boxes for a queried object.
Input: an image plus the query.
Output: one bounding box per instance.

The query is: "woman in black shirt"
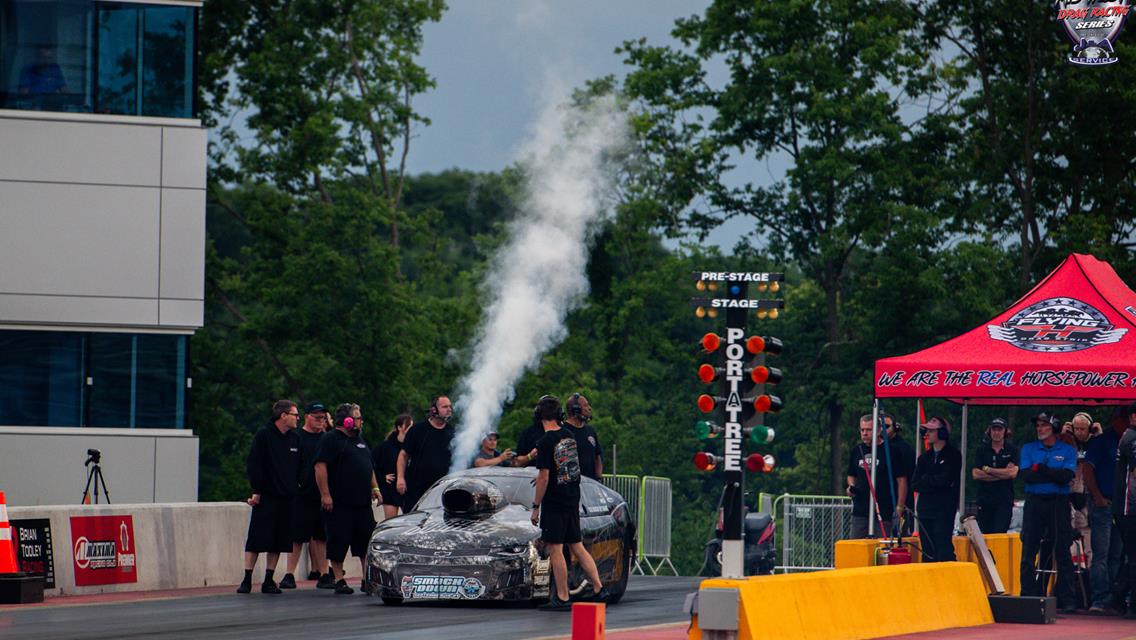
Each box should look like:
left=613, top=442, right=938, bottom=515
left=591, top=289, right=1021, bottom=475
left=373, top=414, right=412, bottom=519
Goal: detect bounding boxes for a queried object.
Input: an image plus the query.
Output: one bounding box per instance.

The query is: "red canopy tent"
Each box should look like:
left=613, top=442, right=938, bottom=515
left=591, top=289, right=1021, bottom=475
left=868, top=253, right=1136, bottom=533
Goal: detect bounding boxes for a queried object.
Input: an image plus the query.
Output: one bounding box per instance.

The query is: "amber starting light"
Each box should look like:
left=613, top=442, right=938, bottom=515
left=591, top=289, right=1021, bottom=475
left=698, top=364, right=720, bottom=384
left=702, top=333, right=722, bottom=352
left=754, top=394, right=784, bottom=414
left=749, top=366, right=783, bottom=385
left=697, top=394, right=718, bottom=413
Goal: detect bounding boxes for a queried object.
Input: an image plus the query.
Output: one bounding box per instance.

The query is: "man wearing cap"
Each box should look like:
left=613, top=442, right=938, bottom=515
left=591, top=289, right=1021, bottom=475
left=912, top=416, right=962, bottom=562
left=280, top=402, right=332, bottom=589
left=472, top=432, right=515, bottom=467
left=1019, top=412, right=1078, bottom=612
left=971, top=418, right=1019, bottom=534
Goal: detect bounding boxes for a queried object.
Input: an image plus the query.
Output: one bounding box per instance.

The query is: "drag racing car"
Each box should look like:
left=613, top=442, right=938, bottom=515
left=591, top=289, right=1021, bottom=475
left=365, top=466, right=635, bottom=605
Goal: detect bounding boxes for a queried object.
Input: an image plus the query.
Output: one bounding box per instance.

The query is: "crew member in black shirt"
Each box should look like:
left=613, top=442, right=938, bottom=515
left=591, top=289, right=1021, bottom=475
left=564, top=393, right=603, bottom=481
left=396, top=395, right=455, bottom=510
left=883, top=413, right=914, bottom=535
left=845, top=415, right=904, bottom=538
left=531, top=395, right=607, bottom=611
left=237, top=400, right=301, bottom=595
left=373, top=413, right=412, bottom=520
left=281, top=402, right=332, bottom=589
left=315, top=403, right=381, bottom=595
left=912, top=416, right=963, bottom=562
left=971, top=418, right=1019, bottom=534
left=513, top=414, right=545, bottom=467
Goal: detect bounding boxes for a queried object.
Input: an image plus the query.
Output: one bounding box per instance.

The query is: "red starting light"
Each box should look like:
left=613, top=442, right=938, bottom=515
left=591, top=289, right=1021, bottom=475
left=698, top=364, right=720, bottom=384
left=745, top=453, right=777, bottom=473
left=693, top=451, right=718, bottom=471
left=753, top=394, right=784, bottom=414
left=697, top=394, right=719, bottom=413
left=746, top=335, right=783, bottom=356
left=701, top=333, right=721, bottom=352
left=749, top=365, right=783, bottom=385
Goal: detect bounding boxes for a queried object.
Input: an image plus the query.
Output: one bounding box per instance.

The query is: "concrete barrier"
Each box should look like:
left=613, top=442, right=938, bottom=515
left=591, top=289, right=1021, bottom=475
left=692, top=562, right=993, bottom=640
left=834, top=534, right=1022, bottom=595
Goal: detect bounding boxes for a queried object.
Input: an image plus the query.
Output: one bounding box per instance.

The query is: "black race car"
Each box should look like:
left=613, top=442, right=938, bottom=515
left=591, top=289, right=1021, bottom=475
left=365, top=466, right=635, bottom=605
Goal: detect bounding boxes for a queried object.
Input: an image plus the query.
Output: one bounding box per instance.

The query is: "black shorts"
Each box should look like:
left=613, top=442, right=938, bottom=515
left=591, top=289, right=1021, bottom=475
left=539, top=506, right=581, bottom=545
left=293, top=496, right=327, bottom=543
left=244, top=495, right=295, bottom=554
left=378, top=482, right=402, bottom=510
left=325, top=504, right=375, bottom=562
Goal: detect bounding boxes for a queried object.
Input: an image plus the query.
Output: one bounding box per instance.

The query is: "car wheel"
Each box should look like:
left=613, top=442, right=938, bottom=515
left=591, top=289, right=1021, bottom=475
left=381, top=595, right=404, bottom=606
left=604, top=538, right=633, bottom=605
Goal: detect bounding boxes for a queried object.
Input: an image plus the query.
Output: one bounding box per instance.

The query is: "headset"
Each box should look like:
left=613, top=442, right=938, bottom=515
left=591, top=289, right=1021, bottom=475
left=566, top=393, right=587, bottom=420
left=533, top=394, right=564, bottom=422
left=428, top=396, right=441, bottom=418
left=921, top=416, right=949, bottom=441
left=334, top=403, right=360, bottom=429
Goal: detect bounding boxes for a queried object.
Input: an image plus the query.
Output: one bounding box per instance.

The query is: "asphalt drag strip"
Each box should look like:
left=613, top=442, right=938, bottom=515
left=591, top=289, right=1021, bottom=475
left=0, top=575, right=701, bottom=640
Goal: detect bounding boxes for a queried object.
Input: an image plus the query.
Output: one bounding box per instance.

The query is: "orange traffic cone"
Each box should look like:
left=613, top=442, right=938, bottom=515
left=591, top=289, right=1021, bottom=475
left=0, top=491, right=21, bottom=574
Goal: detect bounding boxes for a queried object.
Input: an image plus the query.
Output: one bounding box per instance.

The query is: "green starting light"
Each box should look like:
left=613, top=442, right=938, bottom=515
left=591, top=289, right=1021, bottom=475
left=694, top=420, right=720, bottom=440
left=749, top=425, right=775, bottom=445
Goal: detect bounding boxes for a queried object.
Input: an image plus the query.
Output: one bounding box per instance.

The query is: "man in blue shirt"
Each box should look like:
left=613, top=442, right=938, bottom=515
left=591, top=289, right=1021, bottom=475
left=1018, top=412, right=1078, bottom=612
left=1084, top=410, right=1125, bottom=613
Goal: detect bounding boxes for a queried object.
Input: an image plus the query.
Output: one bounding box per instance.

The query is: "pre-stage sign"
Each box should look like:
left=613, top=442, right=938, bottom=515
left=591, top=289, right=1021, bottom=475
left=70, top=515, right=137, bottom=586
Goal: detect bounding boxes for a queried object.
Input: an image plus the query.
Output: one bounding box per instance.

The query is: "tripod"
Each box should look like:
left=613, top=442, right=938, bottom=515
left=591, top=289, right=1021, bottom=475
left=81, top=462, right=112, bottom=504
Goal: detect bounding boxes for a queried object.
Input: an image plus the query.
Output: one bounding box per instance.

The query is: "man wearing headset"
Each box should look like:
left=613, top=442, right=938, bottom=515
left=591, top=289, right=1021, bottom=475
left=911, top=416, right=962, bottom=562
left=396, top=395, right=455, bottom=511
left=971, top=418, right=1019, bottom=534
left=1018, top=412, right=1078, bottom=613
left=1112, top=402, right=1136, bottom=620
left=564, top=393, right=603, bottom=481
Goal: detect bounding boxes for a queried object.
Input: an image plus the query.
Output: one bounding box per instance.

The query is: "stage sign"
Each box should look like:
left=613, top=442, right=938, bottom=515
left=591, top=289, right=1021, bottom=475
left=12, top=518, right=55, bottom=588
left=70, top=515, right=137, bottom=586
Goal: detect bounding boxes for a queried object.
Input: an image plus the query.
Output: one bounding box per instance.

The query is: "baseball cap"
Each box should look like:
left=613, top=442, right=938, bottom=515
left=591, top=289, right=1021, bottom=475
left=305, top=402, right=328, bottom=413
left=989, top=418, right=1007, bottom=429
left=482, top=431, right=499, bottom=440
left=920, top=417, right=944, bottom=429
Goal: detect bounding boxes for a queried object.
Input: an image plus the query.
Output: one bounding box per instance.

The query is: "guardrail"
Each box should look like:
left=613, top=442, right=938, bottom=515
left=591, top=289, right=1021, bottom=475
left=773, top=493, right=853, bottom=573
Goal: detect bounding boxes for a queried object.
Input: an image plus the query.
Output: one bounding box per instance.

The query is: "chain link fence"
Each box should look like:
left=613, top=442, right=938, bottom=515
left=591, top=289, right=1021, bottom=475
left=773, top=493, right=853, bottom=572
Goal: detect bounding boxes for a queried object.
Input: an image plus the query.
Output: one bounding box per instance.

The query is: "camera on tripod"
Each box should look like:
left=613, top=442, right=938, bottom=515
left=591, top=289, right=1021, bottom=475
left=84, top=448, right=101, bottom=466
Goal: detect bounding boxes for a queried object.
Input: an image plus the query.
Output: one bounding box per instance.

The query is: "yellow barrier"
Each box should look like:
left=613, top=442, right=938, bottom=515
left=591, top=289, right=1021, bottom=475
left=691, top=563, right=993, bottom=640
left=834, top=534, right=1021, bottom=595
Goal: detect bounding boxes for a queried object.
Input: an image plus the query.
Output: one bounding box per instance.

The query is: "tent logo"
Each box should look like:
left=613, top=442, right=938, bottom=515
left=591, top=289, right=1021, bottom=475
left=988, top=297, right=1126, bottom=352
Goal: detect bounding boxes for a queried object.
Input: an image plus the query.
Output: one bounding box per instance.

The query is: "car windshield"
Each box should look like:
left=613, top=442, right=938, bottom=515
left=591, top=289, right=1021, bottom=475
left=416, top=475, right=536, bottom=510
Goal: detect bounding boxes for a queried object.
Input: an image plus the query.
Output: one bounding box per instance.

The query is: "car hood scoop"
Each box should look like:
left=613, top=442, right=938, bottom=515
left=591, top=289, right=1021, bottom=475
left=441, top=477, right=508, bottom=517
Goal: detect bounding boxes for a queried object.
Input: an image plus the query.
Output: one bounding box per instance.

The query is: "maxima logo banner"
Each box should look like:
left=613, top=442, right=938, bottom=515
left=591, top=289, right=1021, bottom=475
left=70, top=515, right=137, bottom=586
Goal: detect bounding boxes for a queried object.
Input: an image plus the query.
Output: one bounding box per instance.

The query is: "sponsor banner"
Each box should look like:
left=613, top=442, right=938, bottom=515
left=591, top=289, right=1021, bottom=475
left=400, top=575, right=485, bottom=599
left=987, top=298, right=1126, bottom=353
left=12, top=518, right=55, bottom=588
left=70, top=515, right=137, bottom=586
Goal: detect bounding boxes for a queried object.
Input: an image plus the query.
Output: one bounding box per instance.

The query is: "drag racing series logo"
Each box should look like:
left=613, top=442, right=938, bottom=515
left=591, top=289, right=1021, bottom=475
left=1056, top=1, right=1130, bottom=65
left=988, top=297, right=1126, bottom=352
left=400, top=575, right=486, bottom=599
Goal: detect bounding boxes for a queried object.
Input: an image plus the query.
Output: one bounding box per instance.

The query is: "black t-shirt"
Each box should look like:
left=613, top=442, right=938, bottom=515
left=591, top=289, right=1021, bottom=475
left=886, top=436, right=916, bottom=508
left=247, top=422, right=301, bottom=498
left=971, top=441, right=1019, bottom=504
left=566, top=422, right=602, bottom=480
left=536, top=427, right=581, bottom=511
left=296, top=428, right=325, bottom=498
left=372, top=435, right=403, bottom=482
left=315, top=428, right=374, bottom=507
left=912, top=444, right=963, bottom=516
left=845, top=442, right=897, bottom=518
left=517, top=423, right=545, bottom=459
left=403, top=421, right=455, bottom=493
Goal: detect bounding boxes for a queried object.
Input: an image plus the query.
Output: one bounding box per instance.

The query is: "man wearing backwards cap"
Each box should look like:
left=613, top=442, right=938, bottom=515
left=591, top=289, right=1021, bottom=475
left=912, top=416, right=962, bottom=562
left=971, top=418, right=1019, bottom=534
left=1018, top=412, right=1078, bottom=613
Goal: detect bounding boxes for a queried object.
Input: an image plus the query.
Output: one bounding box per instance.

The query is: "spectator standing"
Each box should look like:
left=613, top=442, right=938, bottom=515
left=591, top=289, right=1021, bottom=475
left=472, top=432, right=515, bottom=467
left=1112, top=402, right=1136, bottom=619
left=530, top=395, right=607, bottom=611
left=237, top=400, right=301, bottom=595
left=373, top=414, right=412, bottom=520
left=1019, top=413, right=1078, bottom=613
left=564, top=393, right=603, bottom=481
left=971, top=418, right=1019, bottom=534
left=397, top=395, right=455, bottom=510
left=1084, top=409, right=1127, bottom=613
left=912, top=416, right=962, bottom=562
left=315, top=403, right=382, bottom=595
left=845, top=414, right=903, bottom=539
left=281, top=402, right=332, bottom=589
left=1067, top=413, right=1095, bottom=568
left=883, top=413, right=915, bottom=535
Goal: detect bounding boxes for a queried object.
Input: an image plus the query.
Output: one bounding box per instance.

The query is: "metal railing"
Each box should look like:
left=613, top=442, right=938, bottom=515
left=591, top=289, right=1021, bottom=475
left=774, top=493, right=853, bottom=573
left=601, top=474, right=640, bottom=526
left=636, top=476, right=677, bottom=575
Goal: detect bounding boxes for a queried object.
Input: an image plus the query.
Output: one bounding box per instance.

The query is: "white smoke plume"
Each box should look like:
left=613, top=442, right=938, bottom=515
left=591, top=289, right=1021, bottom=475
left=449, top=93, right=627, bottom=472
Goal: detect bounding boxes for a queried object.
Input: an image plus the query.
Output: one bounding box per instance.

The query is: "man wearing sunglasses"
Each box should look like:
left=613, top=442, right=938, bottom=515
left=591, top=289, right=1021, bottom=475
left=912, top=416, right=962, bottom=563
left=237, top=400, right=302, bottom=595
